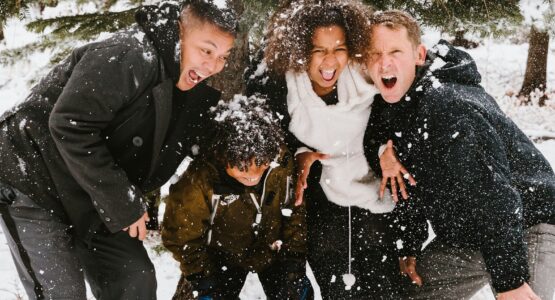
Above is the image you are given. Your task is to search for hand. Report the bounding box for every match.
[294,151,329,206]
[399,256,423,287]
[380,140,416,202]
[496,283,540,300]
[123,212,149,240]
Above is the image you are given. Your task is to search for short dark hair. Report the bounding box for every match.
[208,94,284,171]
[180,0,239,36]
[265,0,373,75]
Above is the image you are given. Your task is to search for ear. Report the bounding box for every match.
[415,44,426,65]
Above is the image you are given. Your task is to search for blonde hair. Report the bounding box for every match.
[371,10,421,47]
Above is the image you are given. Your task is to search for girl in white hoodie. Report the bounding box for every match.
[246,1,408,298]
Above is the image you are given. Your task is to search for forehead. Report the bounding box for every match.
[312,25,346,44]
[370,25,411,48]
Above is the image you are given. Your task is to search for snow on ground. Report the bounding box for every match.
[1,4,555,300]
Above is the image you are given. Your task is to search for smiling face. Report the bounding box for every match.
[226,159,270,187]
[308,25,349,97]
[367,25,426,103]
[176,19,235,91]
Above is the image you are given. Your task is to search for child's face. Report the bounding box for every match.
[366,25,426,103]
[308,25,349,97]
[226,159,270,186]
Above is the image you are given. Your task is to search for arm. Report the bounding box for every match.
[432,113,529,293]
[48,42,158,232]
[161,172,215,277]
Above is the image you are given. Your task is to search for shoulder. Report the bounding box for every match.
[74,26,160,73]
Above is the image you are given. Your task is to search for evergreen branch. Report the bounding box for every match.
[25,7,138,41]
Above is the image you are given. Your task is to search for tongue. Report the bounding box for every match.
[322,71,335,81]
[382,77,397,88]
[189,70,200,81]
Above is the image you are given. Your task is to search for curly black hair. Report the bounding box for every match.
[264,0,373,75]
[208,94,284,171]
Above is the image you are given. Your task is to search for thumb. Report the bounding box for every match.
[386,139,394,149]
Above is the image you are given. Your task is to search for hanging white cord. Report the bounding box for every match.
[348,205,352,274]
[343,147,356,289]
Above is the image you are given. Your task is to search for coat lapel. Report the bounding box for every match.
[149,79,173,177]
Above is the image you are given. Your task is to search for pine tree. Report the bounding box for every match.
[1,0,143,65]
[0,0,59,41]
[364,0,523,44]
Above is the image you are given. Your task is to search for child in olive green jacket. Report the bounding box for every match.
[162,95,311,300]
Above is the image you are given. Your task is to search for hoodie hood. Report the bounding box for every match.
[135,3,181,83]
[420,39,482,87]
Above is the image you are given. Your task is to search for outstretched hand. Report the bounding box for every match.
[123,212,150,241]
[496,283,540,300]
[379,140,416,202]
[294,151,330,206]
[399,256,423,287]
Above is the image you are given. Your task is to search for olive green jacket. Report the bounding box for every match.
[162,150,306,277]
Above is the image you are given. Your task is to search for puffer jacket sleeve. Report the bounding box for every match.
[48,38,159,232]
[162,166,215,277]
[280,152,307,256]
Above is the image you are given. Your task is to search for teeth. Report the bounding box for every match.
[382,75,395,80]
[195,70,208,78]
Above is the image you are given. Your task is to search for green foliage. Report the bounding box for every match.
[25,8,138,40]
[364,0,524,37]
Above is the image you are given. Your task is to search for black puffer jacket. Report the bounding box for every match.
[364,40,555,293]
[0,3,220,239]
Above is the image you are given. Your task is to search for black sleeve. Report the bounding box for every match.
[430,110,529,293]
[364,99,390,176]
[49,43,158,232]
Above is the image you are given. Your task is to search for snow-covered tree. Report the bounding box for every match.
[365,0,523,48]
[518,0,554,105]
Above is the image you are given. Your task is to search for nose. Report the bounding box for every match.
[203,58,219,75]
[322,53,339,67]
[379,55,392,71]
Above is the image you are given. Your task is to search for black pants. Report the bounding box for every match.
[305,162,407,299]
[0,184,156,300]
[172,261,314,300]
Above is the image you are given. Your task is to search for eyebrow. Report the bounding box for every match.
[312,41,347,48]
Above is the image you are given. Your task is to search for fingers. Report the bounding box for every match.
[379,177,387,199]
[386,139,394,149]
[295,184,305,206]
[406,266,423,287]
[128,224,138,238]
[138,222,147,241]
[397,173,408,200]
[401,167,417,186]
[390,176,398,202]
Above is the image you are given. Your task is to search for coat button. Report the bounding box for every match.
[132,136,143,147]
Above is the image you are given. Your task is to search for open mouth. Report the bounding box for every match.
[244,177,259,183]
[382,76,397,88]
[321,69,336,81]
[189,69,208,84]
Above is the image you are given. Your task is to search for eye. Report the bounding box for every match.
[201,48,212,55]
[312,49,324,54]
[218,55,228,62]
[335,47,347,52]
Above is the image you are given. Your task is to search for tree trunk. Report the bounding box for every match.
[519,25,549,106]
[207,0,249,100]
[0,25,4,41]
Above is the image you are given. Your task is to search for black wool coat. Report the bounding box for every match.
[0,4,220,239]
[364,40,555,293]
